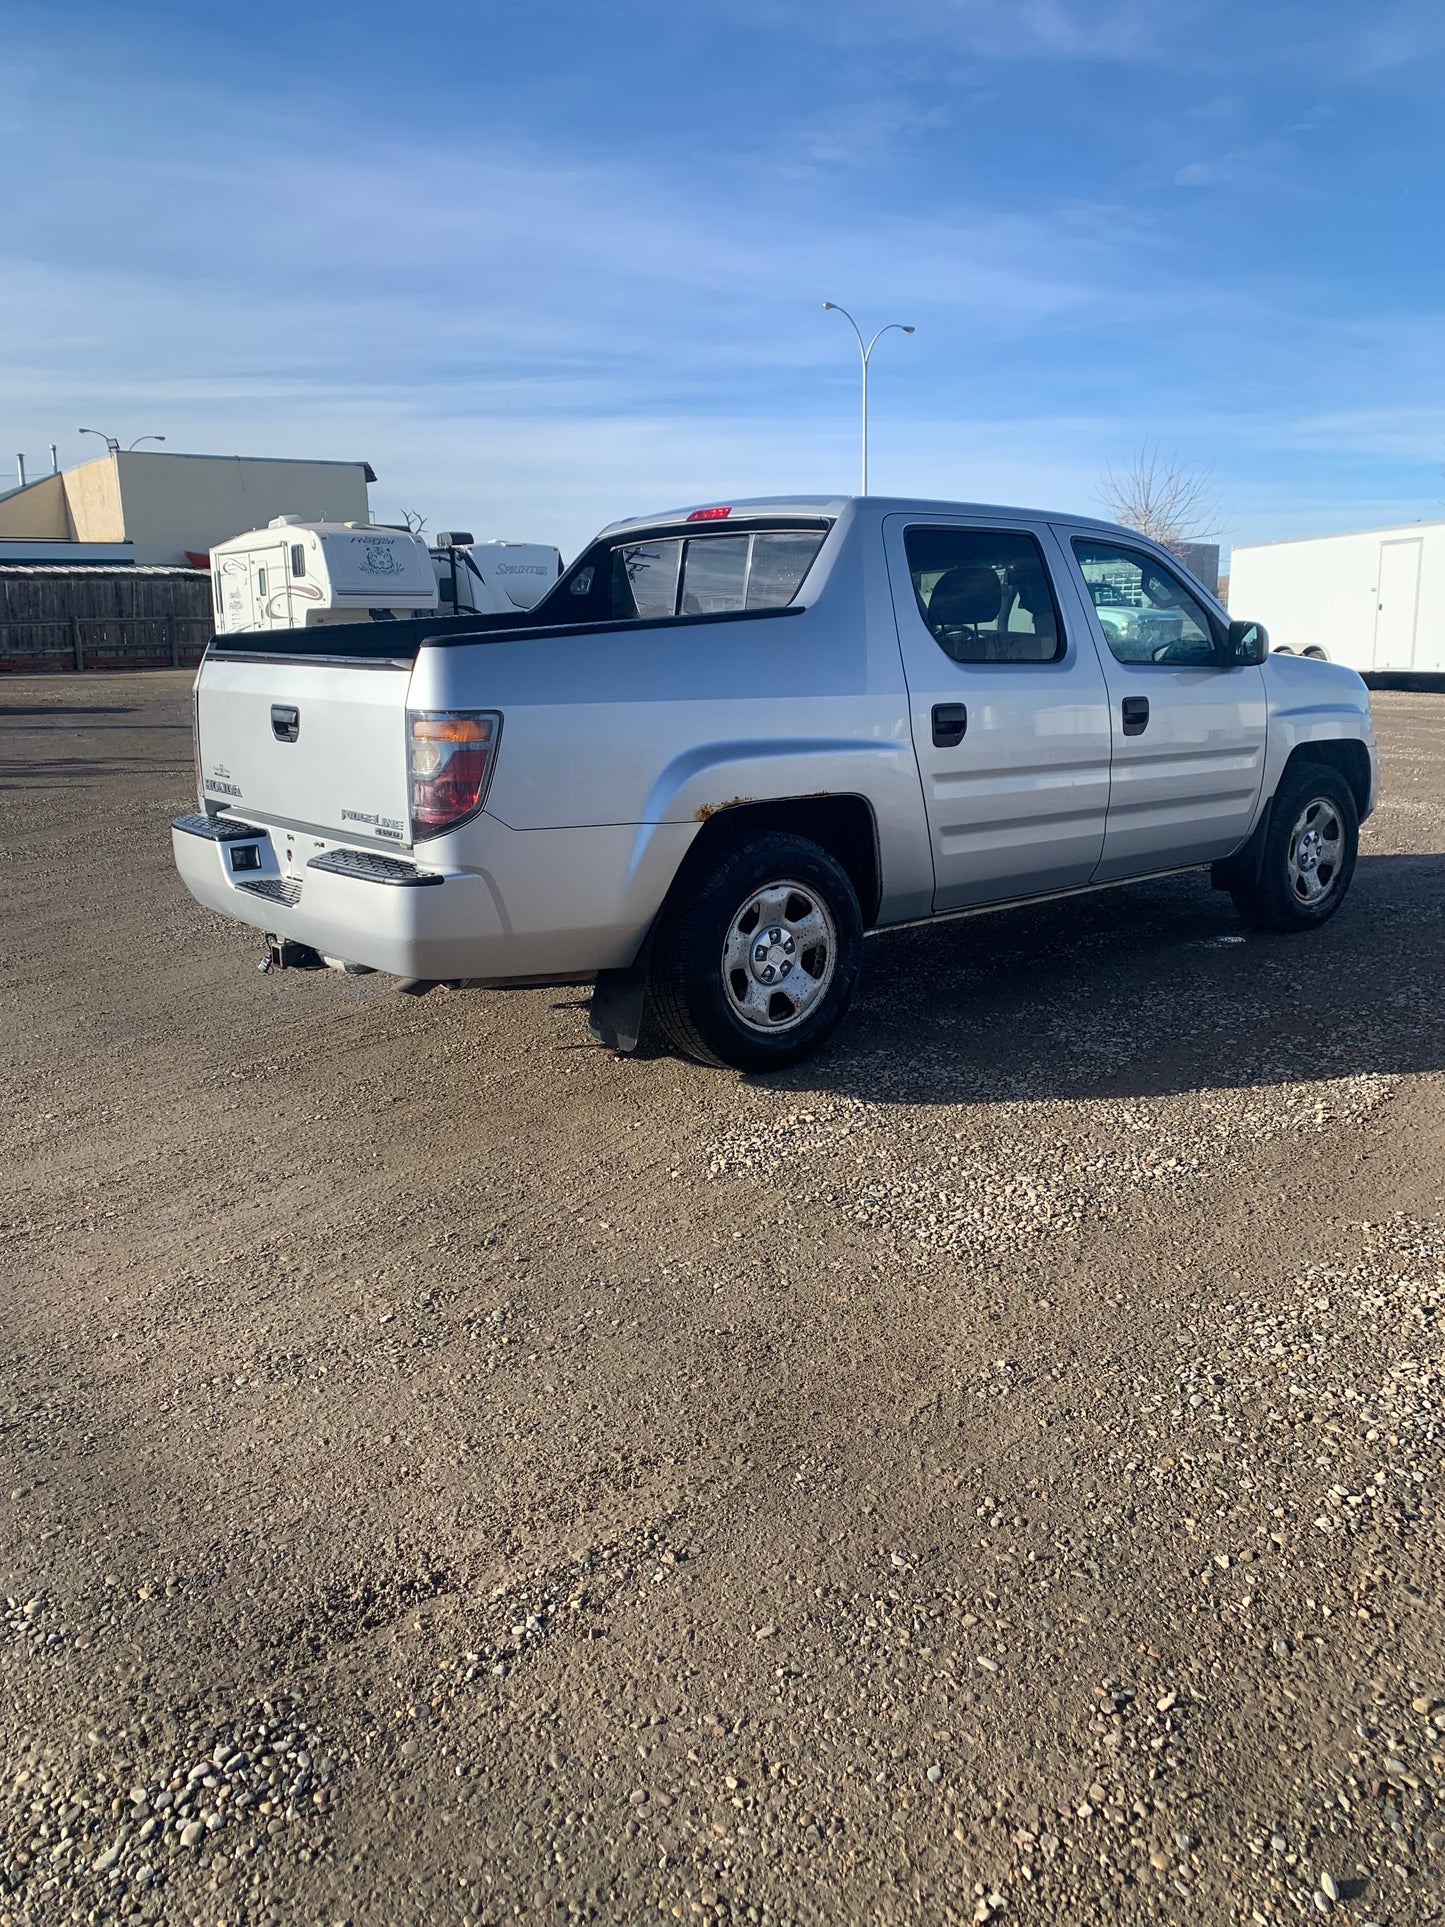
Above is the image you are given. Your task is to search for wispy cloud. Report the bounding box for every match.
[2,4,1442,554]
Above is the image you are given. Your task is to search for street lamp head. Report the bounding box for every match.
[902,326,916,334]
[823,301,837,310]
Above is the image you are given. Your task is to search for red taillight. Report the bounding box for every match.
[686,505,732,522]
[408,711,501,836]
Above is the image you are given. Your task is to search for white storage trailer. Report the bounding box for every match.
[1229,519,1445,674]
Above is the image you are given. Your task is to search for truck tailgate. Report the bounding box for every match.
[196,654,413,848]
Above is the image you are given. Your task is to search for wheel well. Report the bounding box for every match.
[1284,739,1371,819]
[674,795,882,925]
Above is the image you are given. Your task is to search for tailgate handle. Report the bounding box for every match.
[1121,696,1150,737]
[270,704,300,743]
[932,702,968,747]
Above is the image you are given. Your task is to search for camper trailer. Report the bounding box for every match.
[211,519,438,632]
[210,520,564,632]
[1229,519,1445,674]
[431,534,562,615]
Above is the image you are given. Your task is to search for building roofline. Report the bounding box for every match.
[0,476,60,506]
[110,450,375,472]
[1,452,377,507]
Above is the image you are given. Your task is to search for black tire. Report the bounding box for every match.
[1230,761,1358,932]
[651,833,864,1071]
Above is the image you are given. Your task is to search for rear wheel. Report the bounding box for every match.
[1229,762,1358,932]
[651,833,863,1070]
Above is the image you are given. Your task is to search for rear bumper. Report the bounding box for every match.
[171,811,693,983]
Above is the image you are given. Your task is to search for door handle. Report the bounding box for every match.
[270,704,300,743]
[1121,696,1149,737]
[932,702,968,747]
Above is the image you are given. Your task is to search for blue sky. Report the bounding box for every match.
[3,0,1444,558]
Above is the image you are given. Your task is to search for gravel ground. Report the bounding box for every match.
[2,673,1443,1927]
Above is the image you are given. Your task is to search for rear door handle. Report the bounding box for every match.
[1121,696,1150,737]
[932,702,968,747]
[270,704,300,743]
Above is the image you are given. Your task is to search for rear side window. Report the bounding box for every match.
[747,532,827,609]
[290,543,306,578]
[562,528,826,623]
[903,527,1064,664]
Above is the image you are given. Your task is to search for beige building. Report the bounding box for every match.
[0,450,375,566]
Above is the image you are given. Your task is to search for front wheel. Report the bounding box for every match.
[1230,762,1359,932]
[651,833,864,1070]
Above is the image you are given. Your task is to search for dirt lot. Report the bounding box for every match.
[2,673,1443,1927]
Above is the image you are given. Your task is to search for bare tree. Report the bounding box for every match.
[399,508,428,536]
[1099,442,1221,556]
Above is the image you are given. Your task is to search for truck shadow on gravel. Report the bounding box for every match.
[0,742,193,787]
[755,851,1445,1106]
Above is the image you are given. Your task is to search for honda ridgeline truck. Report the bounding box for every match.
[173,496,1380,1071]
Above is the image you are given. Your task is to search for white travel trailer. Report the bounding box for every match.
[211,519,439,631]
[1229,519,1445,674]
[431,534,562,616]
[210,519,563,631]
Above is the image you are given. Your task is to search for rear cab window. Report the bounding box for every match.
[557,525,828,625]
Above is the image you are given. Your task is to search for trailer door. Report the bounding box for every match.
[1373,538,1422,670]
[248,545,290,630]
[215,553,253,632]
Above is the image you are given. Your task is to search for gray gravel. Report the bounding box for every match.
[1,674,1443,1925]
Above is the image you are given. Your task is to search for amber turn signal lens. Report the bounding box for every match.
[407,711,501,836]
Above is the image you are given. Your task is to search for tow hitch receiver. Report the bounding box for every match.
[258,937,325,973]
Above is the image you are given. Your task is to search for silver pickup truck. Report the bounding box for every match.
[173,495,1379,1070]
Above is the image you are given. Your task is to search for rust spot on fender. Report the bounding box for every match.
[694,795,754,822]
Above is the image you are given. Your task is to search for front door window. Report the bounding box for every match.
[1072,540,1217,666]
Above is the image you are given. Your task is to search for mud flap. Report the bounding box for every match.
[1211,792,1273,893]
[587,966,649,1054]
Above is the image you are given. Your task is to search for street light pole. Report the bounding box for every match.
[823,303,915,494]
[77,430,165,454]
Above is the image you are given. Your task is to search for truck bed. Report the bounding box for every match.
[204,608,542,664]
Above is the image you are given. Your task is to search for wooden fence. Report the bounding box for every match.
[0,568,216,673]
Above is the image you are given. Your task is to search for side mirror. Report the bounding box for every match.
[1227,618,1269,665]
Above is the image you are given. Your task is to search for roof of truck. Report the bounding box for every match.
[599,495,1131,537]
